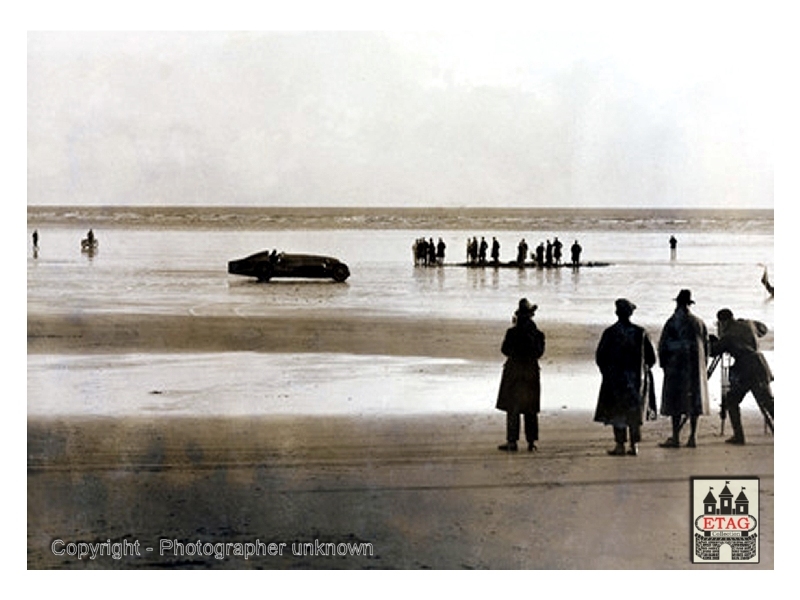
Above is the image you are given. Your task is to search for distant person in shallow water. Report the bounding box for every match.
[496,298,545,452]
[553,237,563,266]
[545,240,553,267]
[658,289,710,448]
[491,237,500,264]
[436,238,446,265]
[594,298,656,456]
[516,239,528,264]
[32,229,39,249]
[535,242,545,267]
[479,237,488,264]
[669,235,677,260]
[570,239,582,267]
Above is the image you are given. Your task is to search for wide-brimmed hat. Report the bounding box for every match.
[615,298,636,314]
[675,289,694,306]
[515,298,537,316]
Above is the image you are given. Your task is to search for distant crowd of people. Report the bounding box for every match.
[495,289,774,455]
[413,235,584,267]
[412,237,447,266]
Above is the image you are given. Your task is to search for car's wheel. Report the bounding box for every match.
[257,264,273,282]
[332,264,349,282]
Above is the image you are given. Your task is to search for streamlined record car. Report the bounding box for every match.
[228,250,350,282]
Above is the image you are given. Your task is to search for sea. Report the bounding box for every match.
[27,206,774,417]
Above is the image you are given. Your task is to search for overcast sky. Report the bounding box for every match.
[27,27,775,209]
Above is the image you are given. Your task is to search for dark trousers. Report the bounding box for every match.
[507,409,538,443]
[613,424,641,445]
[725,379,774,439]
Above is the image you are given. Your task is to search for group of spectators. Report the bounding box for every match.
[494,289,774,455]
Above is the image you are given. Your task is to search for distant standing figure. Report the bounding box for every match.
[87,229,95,244]
[594,299,656,456]
[428,237,436,266]
[496,298,545,452]
[516,239,528,265]
[658,289,710,448]
[552,237,563,266]
[32,229,39,249]
[669,235,677,260]
[709,309,774,445]
[535,243,545,267]
[545,240,553,267]
[479,237,488,263]
[491,237,500,264]
[570,240,582,267]
[436,238,446,265]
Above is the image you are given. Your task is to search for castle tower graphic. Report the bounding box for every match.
[693,479,758,562]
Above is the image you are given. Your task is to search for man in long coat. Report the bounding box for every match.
[710,308,774,444]
[594,299,656,456]
[658,289,710,448]
[496,298,545,452]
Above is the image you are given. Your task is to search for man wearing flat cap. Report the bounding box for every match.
[495,298,545,452]
[594,298,656,456]
[657,289,710,448]
[710,308,774,444]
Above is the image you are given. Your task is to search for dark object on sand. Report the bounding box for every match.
[228,250,350,282]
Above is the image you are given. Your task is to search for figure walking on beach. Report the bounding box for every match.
[709,308,774,445]
[496,298,545,452]
[32,229,39,250]
[657,289,710,448]
[669,235,677,260]
[593,299,656,456]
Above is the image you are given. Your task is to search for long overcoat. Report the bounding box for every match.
[593,320,656,427]
[658,307,710,416]
[496,318,545,414]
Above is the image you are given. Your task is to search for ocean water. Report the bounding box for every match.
[27,207,774,416]
[27,207,774,331]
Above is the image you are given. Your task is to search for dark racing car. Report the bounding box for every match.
[228,250,350,282]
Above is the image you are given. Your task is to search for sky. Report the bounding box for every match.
[26,13,777,209]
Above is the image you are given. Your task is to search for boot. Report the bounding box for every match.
[607,443,626,456]
[498,442,518,452]
[627,443,639,456]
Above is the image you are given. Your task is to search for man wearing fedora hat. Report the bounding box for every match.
[594,298,657,456]
[495,298,546,452]
[657,289,710,448]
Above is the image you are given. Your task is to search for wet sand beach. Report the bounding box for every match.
[27,311,774,569]
[28,411,773,569]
